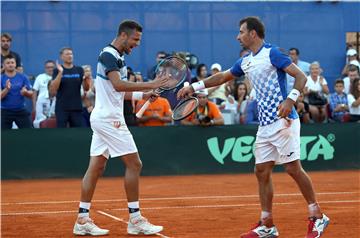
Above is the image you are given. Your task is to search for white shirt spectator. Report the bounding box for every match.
[287,60,310,92]
[305,75,327,92]
[348,94,360,115]
[343,77,351,94]
[33,73,52,100]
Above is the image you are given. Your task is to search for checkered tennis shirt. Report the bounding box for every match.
[230,43,298,126]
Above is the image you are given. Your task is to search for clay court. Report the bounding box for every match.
[1,170,359,238]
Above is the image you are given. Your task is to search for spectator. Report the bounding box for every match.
[190,63,208,84]
[147,51,167,81]
[342,49,360,76]
[348,78,360,122]
[1,54,33,129]
[208,63,227,105]
[123,70,137,126]
[181,89,224,126]
[233,82,249,124]
[1,33,22,73]
[343,64,360,94]
[81,65,95,127]
[329,79,349,122]
[32,60,56,128]
[49,47,91,128]
[135,97,172,126]
[287,47,310,92]
[304,61,329,123]
[294,93,311,124]
[244,99,259,125]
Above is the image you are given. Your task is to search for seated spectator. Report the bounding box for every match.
[81,65,95,127]
[190,63,208,84]
[181,89,224,126]
[329,79,349,122]
[32,60,56,128]
[123,69,138,126]
[1,54,33,129]
[294,93,310,124]
[208,63,227,105]
[342,49,360,76]
[343,64,360,94]
[147,51,167,81]
[348,78,360,122]
[304,61,329,123]
[135,96,172,126]
[244,99,259,125]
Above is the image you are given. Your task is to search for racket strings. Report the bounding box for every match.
[172,98,199,121]
[157,57,187,90]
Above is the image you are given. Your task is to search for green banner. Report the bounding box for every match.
[2,123,359,179]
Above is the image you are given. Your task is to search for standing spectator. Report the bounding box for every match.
[181,89,224,126]
[304,61,329,123]
[49,47,91,128]
[32,60,56,128]
[1,33,22,73]
[147,51,167,81]
[1,54,33,129]
[208,63,227,105]
[287,47,310,92]
[135,97,172,126]
[329,79,349,122]
[81,65,95,127]
[190,63,208,84]
[348,78,360,122]
[343,64,360,94]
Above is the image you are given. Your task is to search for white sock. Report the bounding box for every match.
[78,201,91,218]
[261,211,271,220]
[308,203,320,217]
[128,201,141,219]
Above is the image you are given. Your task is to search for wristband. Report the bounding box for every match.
[287,88,300,102]
[191,81,205,92]
[132,92,143,101]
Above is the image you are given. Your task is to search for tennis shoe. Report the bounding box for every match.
[73,217,109,236]
[241,221,279,238]
[127,215,163,235]
[305,214,330,238]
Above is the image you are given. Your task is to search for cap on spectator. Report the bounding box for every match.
[195,88,208,96]
[210,63,222,71]
[347,49,357,57]
[349,60,360,68]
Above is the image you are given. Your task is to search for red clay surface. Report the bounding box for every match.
[1,170,359,238]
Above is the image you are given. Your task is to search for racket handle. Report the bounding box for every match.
[136,100,151,118]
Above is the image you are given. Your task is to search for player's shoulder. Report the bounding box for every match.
[267,43,288,55]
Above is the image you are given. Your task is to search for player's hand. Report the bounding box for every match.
[5,79,11,89]
[177,86,195,99]
[143,91,159,102]
[277,98,294,119]
[20,86,27,96]
[151,73,168,89]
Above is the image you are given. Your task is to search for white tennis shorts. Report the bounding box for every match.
[254,118,300,165]
[90,120,138,159]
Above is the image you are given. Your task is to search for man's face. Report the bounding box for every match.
[348,70,359,81]
[156,53,166,63]
[197,94,208,107]
[45,62,55,76]
[334,83,344,94]
[61,49,73,64]
[289,50,298,63]
[200,66,208,78]
[1,36,11,51]
[3,58,16,72]
[237,23,252,49]
[122,30,142,55]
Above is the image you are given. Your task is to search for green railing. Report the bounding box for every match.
[2,123,359,179]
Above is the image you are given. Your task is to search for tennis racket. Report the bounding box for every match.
[172,96,199,121]
[136,56,188,118]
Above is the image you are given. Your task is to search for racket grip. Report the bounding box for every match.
[136,100,151,118]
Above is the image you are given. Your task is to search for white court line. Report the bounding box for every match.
[97,210,171,238]
[2,199,359,216]
[2,191,358,206]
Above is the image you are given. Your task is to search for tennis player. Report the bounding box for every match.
[73,20,166,236]
[178,16,329,238]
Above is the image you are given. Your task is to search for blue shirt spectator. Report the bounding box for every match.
[329,79,349,122]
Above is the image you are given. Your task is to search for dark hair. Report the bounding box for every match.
[45,60,55,65]
[239,16,265,39]
[3,54,16,62]
[118,20,142,36]
[289,47,300,55]
[59,47,72,55]
[335,79,344,86]
[1,32,12,41]
[234,82,248,101]
[196,63,207,77]
[350,78,360,99]
[348,64,360,73]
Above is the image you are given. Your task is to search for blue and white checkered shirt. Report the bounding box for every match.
[230,43,298,126]
[329,92,348,119]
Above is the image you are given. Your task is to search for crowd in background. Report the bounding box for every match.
[1,32,360,129]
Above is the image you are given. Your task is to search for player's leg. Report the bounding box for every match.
[120,152,163,235]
